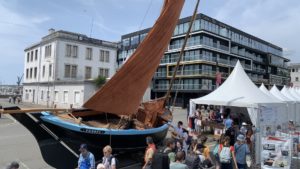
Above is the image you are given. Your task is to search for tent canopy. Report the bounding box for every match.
[259,84,281,101]
[281,85,299,101]
[270,85,292,102]
[191,61,282,108]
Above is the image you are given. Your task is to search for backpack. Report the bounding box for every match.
[212,144,220,158]
[219,146,232,163]
[151,150,170,169]
[185,153,199,169]
[108,155,119,169]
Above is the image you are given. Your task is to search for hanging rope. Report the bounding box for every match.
[139,0,153,31]
[105,112,112,146]
[165,0,201,111]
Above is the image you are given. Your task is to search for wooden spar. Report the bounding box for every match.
[0,108,70,114]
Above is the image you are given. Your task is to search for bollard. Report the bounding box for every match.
[0,105,2,118]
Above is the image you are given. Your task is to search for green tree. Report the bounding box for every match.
[94,76,106,88]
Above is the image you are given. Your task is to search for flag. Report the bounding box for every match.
[216,72,222,87]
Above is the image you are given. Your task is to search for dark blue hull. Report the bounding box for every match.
[4,106,169,169]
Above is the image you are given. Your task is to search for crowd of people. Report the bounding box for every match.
[153,106,255,169]
[77,144,117,169]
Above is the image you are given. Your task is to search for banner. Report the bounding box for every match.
[261,136,291,169]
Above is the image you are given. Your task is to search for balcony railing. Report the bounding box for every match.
[167,69,229,78]
[253,68,266,73]
[153,84,216,91]
[160,54,217,64]
[168,69,216,77]
[169,40,229,52]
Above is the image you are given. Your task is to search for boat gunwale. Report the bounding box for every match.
[40,111,170,135]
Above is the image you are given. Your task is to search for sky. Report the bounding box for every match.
[0,0,299,84]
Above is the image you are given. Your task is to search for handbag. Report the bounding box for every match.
[246,154,252,167]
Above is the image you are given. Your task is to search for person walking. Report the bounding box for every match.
[101,145,116,169]
[213,134,225,169]
[170,151,189,169]
[78,144,95,169]
[164,138,176,163]
[218,136,238,169]
[234,135,250,169]
[143,136,156,169]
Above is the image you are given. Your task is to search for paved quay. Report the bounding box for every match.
[0,99,189,169]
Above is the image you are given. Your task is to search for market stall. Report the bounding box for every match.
[190,61,287,164]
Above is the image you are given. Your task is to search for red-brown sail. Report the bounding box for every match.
[83,0,185,116]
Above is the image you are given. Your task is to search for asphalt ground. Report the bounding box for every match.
[0,99,190,169]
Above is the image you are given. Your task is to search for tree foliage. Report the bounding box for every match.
[94,76,106,88]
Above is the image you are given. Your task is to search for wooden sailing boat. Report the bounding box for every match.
[1,1,186,167]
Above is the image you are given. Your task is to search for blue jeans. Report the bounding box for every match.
[237,163,246,169]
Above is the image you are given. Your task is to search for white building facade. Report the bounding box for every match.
[289,63,300,87]
[23,29,117,108]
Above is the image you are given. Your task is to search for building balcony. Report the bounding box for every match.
[168,69,215,77]
[253,68,266,73]
[160,54,217,64]
[167,69,229,78]
[168,40,229,52]
[153,83,216,91]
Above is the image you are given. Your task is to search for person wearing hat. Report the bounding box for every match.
[78,144,95,169]
[234,134,250,169]
[239,122,248,136]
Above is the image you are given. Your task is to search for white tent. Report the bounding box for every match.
[281,85,299,101]
[259,84,289,124]
[190,61,286,163]
[190,61,284,125]
[281,86,300,123]
[289,88,300,100]
[269,85,296,123]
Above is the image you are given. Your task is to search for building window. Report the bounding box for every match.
[66,44,71,57]
[30,68,33,79]
[72,46,78,57]
[34,67,37,79]
[65,44,78,58]
[85,66,92,79]
[296,77,299,82]
[35,50,38,60]
[27,53,30,62]
[26,69,29,79]
[131,35,139,45]
[30,51,34,61]
[64,64,77,78]
[99,68,109,78]
[42,65,45,77]
[54,91,59,102]
[45,45,52,58]
[41,90,44,100]
[105,51,110,62]
[122,38,130,47]
[63,91,68,103]
[100,50,105,62]
[49,64,52,77]
[74,91,80,104]
[86,48,93,60]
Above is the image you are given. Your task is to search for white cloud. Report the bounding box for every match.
[213,0,300,62]
[0,2,51,84]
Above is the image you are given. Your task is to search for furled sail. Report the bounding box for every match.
[83,0,185,116]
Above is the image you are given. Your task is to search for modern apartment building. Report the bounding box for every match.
[118,13,290,107]
[23,29,117,108]
[289,63,300,87]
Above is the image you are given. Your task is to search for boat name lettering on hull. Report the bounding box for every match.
[80,128,105,134]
